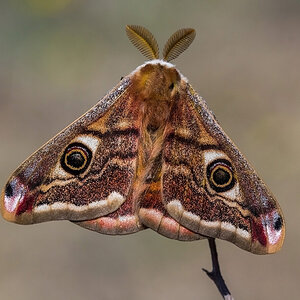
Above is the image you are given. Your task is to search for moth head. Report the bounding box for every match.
[133,62,181,102]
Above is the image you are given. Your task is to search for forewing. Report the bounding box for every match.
[1,78,141,225]
[162,84,285,254]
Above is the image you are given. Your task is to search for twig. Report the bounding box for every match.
[202,238,234,300]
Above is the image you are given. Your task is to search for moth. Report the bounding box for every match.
[1,25,285,255]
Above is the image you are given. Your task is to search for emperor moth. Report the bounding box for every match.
[1,25,285,257]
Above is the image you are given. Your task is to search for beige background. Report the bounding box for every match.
[0,1,299,299]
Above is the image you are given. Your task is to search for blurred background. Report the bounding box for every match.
[0,1,299,299]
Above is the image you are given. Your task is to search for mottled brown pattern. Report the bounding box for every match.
[168,94,219,146]
[88,91,141,134]
[187,86,280,218]
[162,94,220,189]
[161,83,284,253]
[87,131,139,176]
[35,96,141,210]
[1,79,141,223]
[37,161,135,207]
[163,169,249,231]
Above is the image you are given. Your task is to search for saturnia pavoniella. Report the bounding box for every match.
[1,25,285,297]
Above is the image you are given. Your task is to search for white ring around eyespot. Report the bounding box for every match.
[52,135,100,178]
[74,135,100,153]
[203,150,240,200]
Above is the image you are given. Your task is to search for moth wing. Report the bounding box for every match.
[139,180,203,241]
[162,84,285,254]
[1,77,141,225]
[76,180,145,235]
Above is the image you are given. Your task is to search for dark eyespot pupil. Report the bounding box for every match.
[169,83,174,90]
[274,216,282,231]
[5,183,13,197]
[67,152,85,168]
[213,168,231,185]
[206,159,236,192]
[61,142,92,175]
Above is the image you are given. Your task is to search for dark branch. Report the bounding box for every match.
[202,238,234,300]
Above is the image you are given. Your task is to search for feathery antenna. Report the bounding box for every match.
[126,25,159,60]
[163,28,196,62]
[126,25,196,62]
